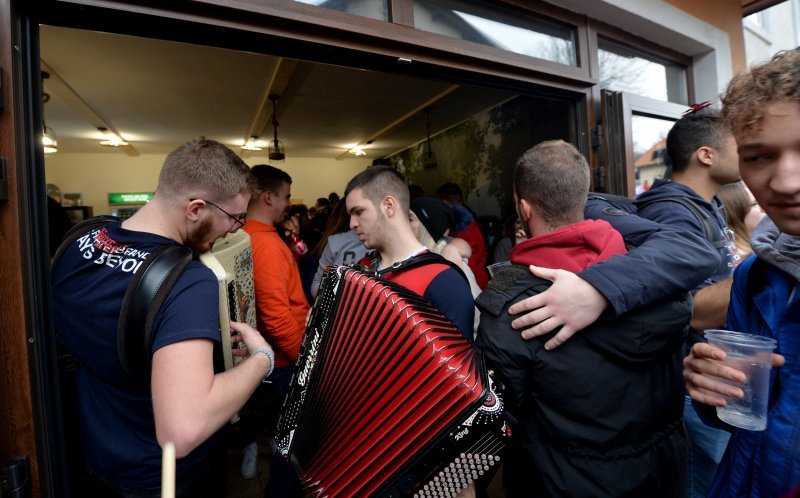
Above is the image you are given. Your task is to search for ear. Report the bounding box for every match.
[382,195,397,218]
[186,199,204,222]
[262,190,274,207]
[696,146,715,167]
[518,197,533,224]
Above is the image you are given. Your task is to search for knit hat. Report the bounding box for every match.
[410,197,454,242]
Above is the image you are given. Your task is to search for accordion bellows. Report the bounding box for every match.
[276,266,508,497]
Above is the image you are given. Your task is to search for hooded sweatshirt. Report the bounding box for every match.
[508,218,627,271]
[476,217,690,497]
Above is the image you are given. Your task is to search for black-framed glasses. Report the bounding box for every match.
[192,198,247,232]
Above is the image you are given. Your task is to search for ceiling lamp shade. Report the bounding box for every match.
[41,71,57,154]
[241,136,263,151]
[268,95,285,163]
[42,125,58,154]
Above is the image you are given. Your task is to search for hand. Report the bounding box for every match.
[683,343,785,407]
[229,321,271,358]
[508,265,608,350]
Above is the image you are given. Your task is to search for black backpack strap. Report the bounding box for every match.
[636,196,726,248]
[377,251,469,284]
[117,244,194,384]
[51,216,118,271]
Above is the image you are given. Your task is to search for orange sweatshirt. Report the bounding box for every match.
[243,220,309,368]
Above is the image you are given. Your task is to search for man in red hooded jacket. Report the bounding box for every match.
[476,140,692,497]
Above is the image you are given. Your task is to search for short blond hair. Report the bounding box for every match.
[157,137,253,202]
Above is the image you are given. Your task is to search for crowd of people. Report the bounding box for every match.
[49,47,800,497]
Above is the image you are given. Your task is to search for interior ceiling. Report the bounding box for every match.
[39,25,517,160]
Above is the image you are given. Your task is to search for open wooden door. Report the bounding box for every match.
[600,90,686,197]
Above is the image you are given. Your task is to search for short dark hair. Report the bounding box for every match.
[436,182,463,205]
[666,108,729,174]
[345,165,409,212]
[251,164,292,197]
[158,137,253,202]
[514,140,588,229]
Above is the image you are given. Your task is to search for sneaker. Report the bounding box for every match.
[241,441,258,479]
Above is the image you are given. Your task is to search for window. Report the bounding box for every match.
[599,39,687,105]
[414,0,577,66]
[632,114,674,193]
[290,0,388,21]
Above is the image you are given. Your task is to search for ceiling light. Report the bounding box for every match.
[42,126,58,154]
[349,146,367,156]
[98,127,129,147]
[241,136,263,151]
[268,95,286,163]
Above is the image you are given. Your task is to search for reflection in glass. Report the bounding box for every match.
[599,40,687,104]
[291,0,388,21]
[632,114,674,195]
[414,0,576,66]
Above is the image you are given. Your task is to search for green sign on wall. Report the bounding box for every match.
[108,192,153,205]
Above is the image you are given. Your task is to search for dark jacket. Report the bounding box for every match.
[579,197,719,316]
[476,220,691,497]
[635,179,736,287]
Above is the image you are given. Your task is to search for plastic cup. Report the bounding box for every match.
[705,329,777,431]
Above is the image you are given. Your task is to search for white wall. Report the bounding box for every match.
[743,1,800,66]
[45,153,370,215]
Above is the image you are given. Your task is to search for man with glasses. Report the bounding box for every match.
[191,198,248,233]
[52,138,275,496]
[242,165,308,496]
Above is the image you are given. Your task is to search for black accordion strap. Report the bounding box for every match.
[117,244,194,385]
[376,251,468,284]
[51,216,118,271]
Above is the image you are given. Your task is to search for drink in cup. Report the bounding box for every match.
[705,329,777,431]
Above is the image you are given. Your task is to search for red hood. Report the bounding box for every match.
[509,219,626,272]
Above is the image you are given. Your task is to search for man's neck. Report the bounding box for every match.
[247,210,277,227]
[378,232,426,268]
[671,172,719,202]
[121,199,184,243]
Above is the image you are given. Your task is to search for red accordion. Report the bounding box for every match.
[276,266,509,497]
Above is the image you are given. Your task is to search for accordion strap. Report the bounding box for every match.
[117,244,193,385]
[377,251,468,284]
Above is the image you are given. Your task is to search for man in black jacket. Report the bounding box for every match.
[476,140,691,497]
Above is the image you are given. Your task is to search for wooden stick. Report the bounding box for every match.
[161,441,176,498]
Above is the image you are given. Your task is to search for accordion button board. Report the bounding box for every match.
[276,266,510,497]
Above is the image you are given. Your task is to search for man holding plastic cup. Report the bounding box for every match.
[683,47,800,497]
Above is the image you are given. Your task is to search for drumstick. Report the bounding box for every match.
[162,441,176,498]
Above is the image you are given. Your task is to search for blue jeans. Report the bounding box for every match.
[684,396,730,498]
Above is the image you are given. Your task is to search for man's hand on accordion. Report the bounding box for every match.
[230,321,275,380]
[230,321,271,357]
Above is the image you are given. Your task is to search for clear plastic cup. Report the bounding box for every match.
[705,329,777,431]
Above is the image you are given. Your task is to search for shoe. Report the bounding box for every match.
[241,441,258,479]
